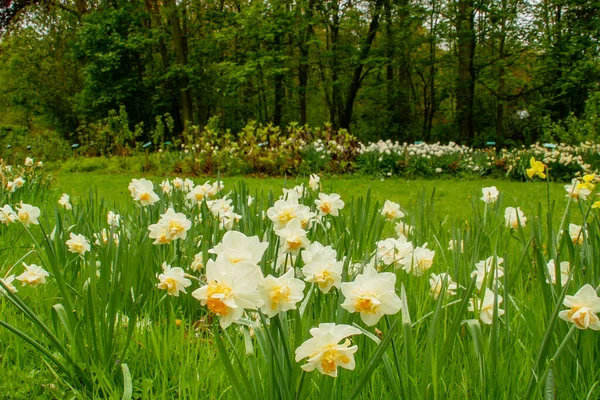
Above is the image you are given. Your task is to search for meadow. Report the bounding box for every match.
[1,161,600,399]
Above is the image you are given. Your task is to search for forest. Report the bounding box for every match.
[0,0,598,146]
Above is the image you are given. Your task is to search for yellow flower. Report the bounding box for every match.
[559,284,600,330]
[526,157,546,179]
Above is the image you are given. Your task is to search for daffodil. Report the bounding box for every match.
[148,207,191,245]
[526,157,546,179]
[403,245,435,276]
[340,265,402,326]
[567,223,584,245]
[559,284,600,330]
[128,178,159,206]
[471,256,504,290]
[0,205,17,225]
[190,253,204,272]
[315,193,345,217]
[481,186,499,204]
[192,256,264,328]
[58,193,72,210]
[66,232,91,255]
[309,174,321,191]
[564,178,591,202]
[0,275,17,294]
[294,323,361,377]
[276,218,310,255]
[156,262,191,297]
[429,273,458,299]
[381,200,405,221]
[16,263,49,287]
[17,203,40,227]
[107,211,121,228]
[301,241,343,293]
[259,268,305,318]
[208,230,269,265]
[468,288,505,325]
[546,260,570,287]
[375,236,413,269]
[504,207,526,228]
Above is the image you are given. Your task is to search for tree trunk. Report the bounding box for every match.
[455,0,476,143]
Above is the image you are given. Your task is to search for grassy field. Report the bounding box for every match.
[2,169,598,399]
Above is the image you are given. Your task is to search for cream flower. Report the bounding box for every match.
[276,218,310,255]
[471,256,504,290]
[186,182,212,205]
[129,178,159,206]
[190,253,204,272]
[17,203,41,227]
[381,200,405,221]
[294,323,361,377]
[12,176,25,190]
[160,179,172,194]
[209,230,269,265]
[504,207,526,228]
[301,242,343,294]
[66,232,91,255]
[0,205,17,225]
[315,193,345,217]
[558,284,600,330]
[16,263,50,287]
[447,240,464,252]
[340,265,402,326]
[192,256,264,328]
[481,186,499,204]
[172,177,184,190]
[24,157,33,167]
[0,275,17,294]
[468,288,505,325]
[259,268,305,318]
[375,236,413,269]
[148,208,192,245]
[156,262,191,297]
[107,211,121,228]
[267,198,315,230]
[567,224,584,245]
[394,222,413,236]
[94,228,120,246]
[58,193,72,210]
[309,174,321,191]
[564,178,591,202]
[546,260,570,287]
[429,273,458,299]
[404,245,435,276]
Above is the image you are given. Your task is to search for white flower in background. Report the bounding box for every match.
[0,275,17,294]
[394,222,413,237]
[148,207,191,245]
[447,239,464,252]
[172,177,184,190]
[58,193,72,210]
[160,179,172,194]
[0,205,17,225]
[301,241,343,293]
[192,256,264,329]
[284,184,306,200]
[156,262,191,297]
[12,176,25,191]
[481,186,499,204]
[404,245,435,276]
[295,323,361,377]
[381,200,405,221]
[504,207,527,228]
[546,260,570,287]
[375,236,414,269]
[247,196,254,206]
[24,157,34,166]
[218,210,242,230]
[471,256,504,290]
[16,263,49,287]
[276,218,310,255]
[340,265,402,326]
[429,273,458,299]
[564,178,591,202]
[315,193,345,217]
[309,174,321,191]
[559,284,600,330]
[259,268,306,318]
[183,178,195,192]
[66,232,91,255]
[17,203,40,227]
[209,230,269,265]
[267,198,314,230]
[567,224,584,245]
[129,178,159,206]
[190,253,204,272]
[208,180,224,197]
[186,182,212,205]
[469,288,505,325]
[94,228,119,246]
[208,198,233,217]
[107,211,121,228]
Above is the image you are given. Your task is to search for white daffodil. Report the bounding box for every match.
[559,284,600,330]
[471,256,504,290]
[267,198,314,230]
[66,232,91,255]
[192,256,264,328]
[172,177,184,190]
[564,178,591,202]
[546,260,570,287]
[107,211,121,228]
[481,186,499,204]
[468,288,505,325]
[186,182,212,205]
[301,241,343,294]
[375,236,414,269]
[259,268,305,318]
[309,174,321,191]
[394,222,413,237]
[381,200,405,221]
[17,203,40,227]
[190,253,204,272]
[295,323,361,377]
[404,245,435,276]
[504,207,526,229]
[276,218,310,255]
[567,223,584,245]
[24,157,34,166]
[16,263,49,287]
[58,193,72,210]
[156,262,191,297]
[0,275,17,294]
[429,273,458,299]
[315,193,345,217]
[129,178,159,206]
[94,228,119,246]
[209,230,268,265]
[148,207,191,245]
[340,265,402,326]
[0,205,17,225]
[160,179,172,194]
